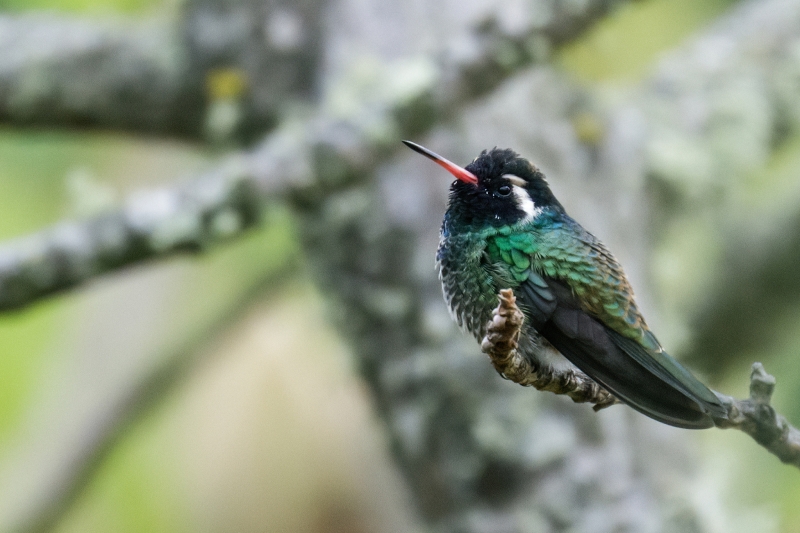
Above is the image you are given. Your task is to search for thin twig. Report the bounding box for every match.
[714,364,800,468]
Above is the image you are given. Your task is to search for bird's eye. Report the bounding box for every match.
[496,185,512,197]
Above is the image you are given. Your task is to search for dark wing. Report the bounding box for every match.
[517,272,726,429]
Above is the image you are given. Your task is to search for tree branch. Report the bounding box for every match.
[483,289,800,469]
[0,0,629,139]
[0,3,326,141]
[714,364,800,468]
[0,14,203,137]
[0,160,264,310]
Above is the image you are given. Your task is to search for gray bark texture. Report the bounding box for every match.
[0,15,203,136]
[1,0,799,532]
[0,0,324,141]
[0,163,262,310]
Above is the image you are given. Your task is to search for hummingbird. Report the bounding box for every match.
[403,140,727,429]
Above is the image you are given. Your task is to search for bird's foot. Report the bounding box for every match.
[482,288,619,410]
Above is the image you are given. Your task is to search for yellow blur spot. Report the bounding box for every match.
[558,0,736,82]
[206,69,248,100]
[572,112,604,146]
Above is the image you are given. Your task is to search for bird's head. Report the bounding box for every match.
[403,141,563,229]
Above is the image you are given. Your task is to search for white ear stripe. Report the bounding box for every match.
[503,174,541,221]
[512,185,537,219]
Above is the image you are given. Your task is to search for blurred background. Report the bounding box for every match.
[0,0,799,532]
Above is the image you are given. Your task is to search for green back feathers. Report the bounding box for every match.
[486,219,726,425]
[487,220,655,349]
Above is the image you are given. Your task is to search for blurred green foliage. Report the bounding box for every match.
[0,131,82,449]
[57,408,191,533]
[0,302,62,449]
[0,0,164,13]
[558,0,738,82]
[0,133,67,238]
